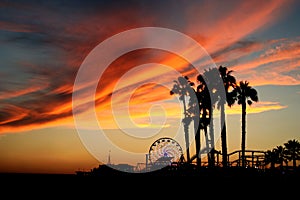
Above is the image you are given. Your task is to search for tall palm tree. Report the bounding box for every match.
[184,77,201,166]
[198,68,220,167]
[284,139,300,169]
[218,66,237,167]
[235,80,258,168]
[170,76,195,163]
[195,73,211,166]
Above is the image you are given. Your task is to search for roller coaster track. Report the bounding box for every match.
[189,149,266,168]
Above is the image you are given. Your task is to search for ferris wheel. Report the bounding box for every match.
[148,137,184,166]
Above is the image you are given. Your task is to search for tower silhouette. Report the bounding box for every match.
[107,150,111,165]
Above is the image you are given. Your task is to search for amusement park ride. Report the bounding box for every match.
[146,137,185,171]
[81,135,266,175]
[142,137,265,172]
[98,137,186,173]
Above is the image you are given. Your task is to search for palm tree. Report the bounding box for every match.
[195,73,211,166]
[284,139,300,169]
[235,80,258,168]
[264,146,288,170]
[264,149,278,170]
[198,68,220,167]
[274,145,287,170]
[218,66,237,167]
[170,76,195,163]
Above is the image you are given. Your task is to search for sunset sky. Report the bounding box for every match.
[0,0,300,174]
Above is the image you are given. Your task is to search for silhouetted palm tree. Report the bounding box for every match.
[274,145,287,170]
[195,73,211,166]
[197,68,220,167]
[265,145,288,170]
[184,78,201,166]
[264,149,278,169]
[170,76,195,163]
[218,66,237,167]
[235,80,258,167]
[284,139,300,169]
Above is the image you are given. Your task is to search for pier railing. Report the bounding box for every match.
[227,150,266,169]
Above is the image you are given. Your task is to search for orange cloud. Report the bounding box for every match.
[232,40,300,72]
[0,85,47,100]
[230,38,300,86]
[0,115,75,135]
[0,104,30,125]
[226,101,287,115]
[185,0,290,54]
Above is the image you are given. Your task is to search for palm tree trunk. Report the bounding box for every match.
[209,109,215,167]
[271,162,275,169]
[241,101,246,168]
[204,126,210,165]
[292,151,296,169]
[220,103,228,167]
[194,116,201,166]
[182,96,190,163]
[184,124,190,163]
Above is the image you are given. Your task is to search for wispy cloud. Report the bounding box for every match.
[228,37,300,86]
[226,101,287,115]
